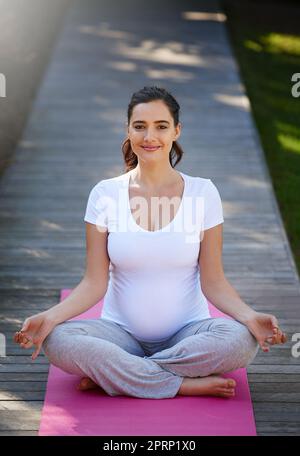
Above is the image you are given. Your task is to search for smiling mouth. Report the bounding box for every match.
[142,146,161,151]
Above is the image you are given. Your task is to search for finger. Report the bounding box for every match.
[260,341,270,352]
[31,344,42,360]
[273,329,285,344]
[15,331,25,342]
[20,339,34,349]
[266,336,277,345]
[20,341,34,349]
[276,330,284,343]
[17,330,28,342]
[266,332,282,345]
[14,331,27,344]
[19,332,31,342]
[13,332,21,343]
[19,334,33,348]
[267,329,288,346]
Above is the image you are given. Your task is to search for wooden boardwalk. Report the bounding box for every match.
[1,0,300,436]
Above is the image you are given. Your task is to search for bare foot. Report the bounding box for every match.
[77,377,102,391]
[178,374,237,398]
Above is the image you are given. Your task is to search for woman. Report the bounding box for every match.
[14,86,287,399]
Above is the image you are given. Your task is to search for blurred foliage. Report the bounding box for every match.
[222,0,300,276]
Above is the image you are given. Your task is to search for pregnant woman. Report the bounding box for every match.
[14,86,287,399]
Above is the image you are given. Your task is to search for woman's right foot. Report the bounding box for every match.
[178,374,236,398]
[77,377,102,391]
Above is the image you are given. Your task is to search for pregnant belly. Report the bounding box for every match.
[121,287,186,340]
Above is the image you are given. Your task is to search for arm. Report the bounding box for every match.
[46,221,110,325]
[46,277,108,325]
[14,221,110,359]
[199,224,288,350]
[199,224,256,324]
[201,275,256,324]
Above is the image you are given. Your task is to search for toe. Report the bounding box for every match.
[224,390,235,396]
[78,377,90,389]
[222,387,234,393]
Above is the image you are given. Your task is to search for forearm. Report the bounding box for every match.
[46,278,108,325]
[201,277,257,324]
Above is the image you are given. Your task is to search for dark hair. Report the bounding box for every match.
[122,86,184,173]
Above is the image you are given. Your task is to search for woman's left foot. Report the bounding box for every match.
[77,377,101,391]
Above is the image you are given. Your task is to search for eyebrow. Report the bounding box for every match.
[132,120,170,125]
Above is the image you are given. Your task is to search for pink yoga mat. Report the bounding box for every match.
[38,289,257,436]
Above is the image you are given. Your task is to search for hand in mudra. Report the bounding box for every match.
[13,312,56,360]
[245,312,288,352]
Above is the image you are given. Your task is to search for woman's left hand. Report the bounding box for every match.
[244,312,288,352]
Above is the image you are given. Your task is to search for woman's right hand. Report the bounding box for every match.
[13,311,57,360]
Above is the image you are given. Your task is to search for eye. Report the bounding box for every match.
[134,125,167,130]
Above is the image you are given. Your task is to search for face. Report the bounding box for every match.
[127,100,181,162]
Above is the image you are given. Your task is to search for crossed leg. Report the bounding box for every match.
[42,317,259,399]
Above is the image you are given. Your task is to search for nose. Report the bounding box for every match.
[144,128,157,141]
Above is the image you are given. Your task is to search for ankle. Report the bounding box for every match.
[178,377,195,395]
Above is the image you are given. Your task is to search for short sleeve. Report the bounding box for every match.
[203,179,224,230]
[84,183,108,230]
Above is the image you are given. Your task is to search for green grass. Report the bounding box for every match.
[222,2,300,277]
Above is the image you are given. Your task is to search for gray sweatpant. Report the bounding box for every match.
[42,316,259,399]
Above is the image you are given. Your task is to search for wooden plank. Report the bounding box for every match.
[0,365,49,373]
[252,402,300,418]
[0,431,38,435]
[248,365,300,374]
[0,391,45,400]
[248,374,300,382]
[251,393,300,402]
[0,411,41,431]
[255,422,300,435]
[0,400,43,411]
[249,383,300,392]
[0,373,48,381]
[0,382,47,391]
[0,356,48,364]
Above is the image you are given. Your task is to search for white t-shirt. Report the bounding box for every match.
[84,170,224,342]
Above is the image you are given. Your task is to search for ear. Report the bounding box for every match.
[174,122,181,140]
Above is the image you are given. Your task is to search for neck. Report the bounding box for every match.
[130,164,180,189]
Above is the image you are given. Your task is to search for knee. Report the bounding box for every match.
[214,318,259,369]
[42,323,67,356]
[228,320,259,368]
